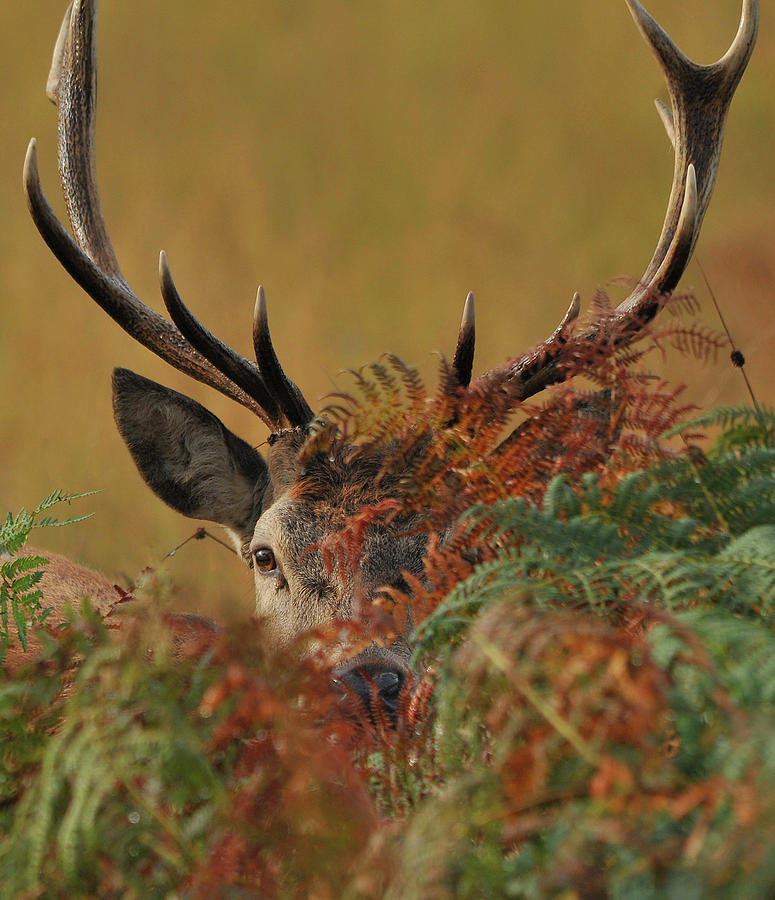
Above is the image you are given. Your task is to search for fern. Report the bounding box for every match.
[4,322,775,897]
[2,610,220,897]
[0,489,94,554]
[0,491,94,662]
[668,404,775,442]
[417,430,775,653]
[400,395,775,897]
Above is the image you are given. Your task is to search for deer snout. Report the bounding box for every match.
[332,658,409,724]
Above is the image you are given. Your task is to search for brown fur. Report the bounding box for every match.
[2,548,120,674]
[2,548,219,675]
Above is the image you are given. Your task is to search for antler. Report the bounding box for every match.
[23,0,311,431]
[470,0,758,402]
[24,0,757,424]
[451,292,476,388]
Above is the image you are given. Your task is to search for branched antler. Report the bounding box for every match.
[24,0,310,430]
[469,0,758,404]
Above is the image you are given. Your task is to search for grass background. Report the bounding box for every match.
[1,0,773,621]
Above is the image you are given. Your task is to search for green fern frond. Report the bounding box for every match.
[668,405,775,446]
[1,492,94,660]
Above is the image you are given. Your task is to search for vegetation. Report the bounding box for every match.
[0,491,93,664]
[2,307,775,898]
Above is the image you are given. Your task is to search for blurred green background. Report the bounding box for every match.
[2,0,772,621]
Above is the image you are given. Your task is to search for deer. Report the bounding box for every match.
[16,0,758,715]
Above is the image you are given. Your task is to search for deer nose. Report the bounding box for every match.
[334,663,407,723]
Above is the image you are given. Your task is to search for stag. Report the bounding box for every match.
[21,0,757,713]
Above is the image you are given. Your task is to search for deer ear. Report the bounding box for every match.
[112,368,269,546]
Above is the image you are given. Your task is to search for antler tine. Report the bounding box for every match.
[47,0,118,278]
[24,0,281,421]
[253,287,314,428]
[451,292,476,388]
[618,0,758,315]
[471,0,758,403]
[24,140,263,414]
[158,253,284,428]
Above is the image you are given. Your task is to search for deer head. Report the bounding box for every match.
[23,0,757,714]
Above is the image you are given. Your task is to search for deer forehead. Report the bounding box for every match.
[250,495,325,562]
[252,491,425,582]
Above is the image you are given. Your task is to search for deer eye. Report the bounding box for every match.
[253,547,277,573]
